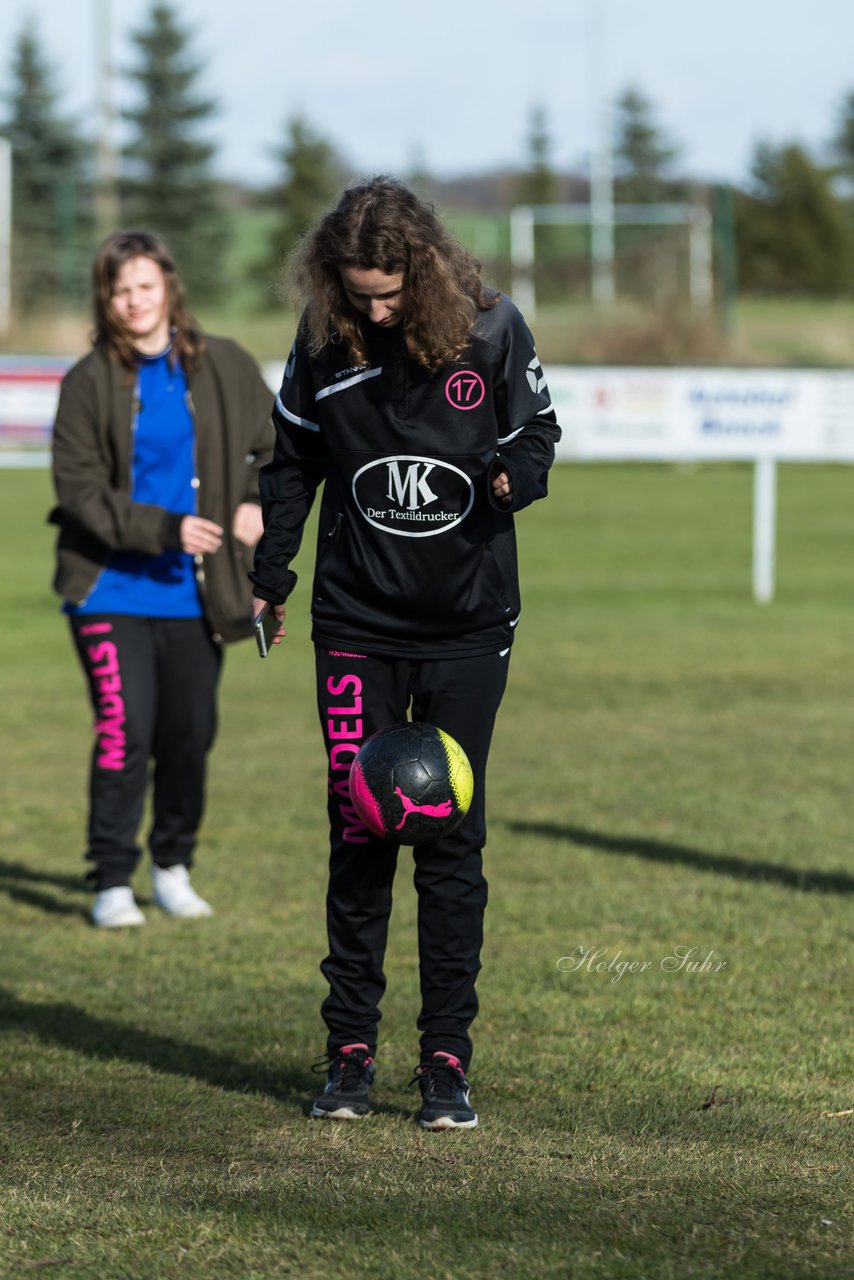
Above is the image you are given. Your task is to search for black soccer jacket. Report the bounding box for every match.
[250,294,561,659]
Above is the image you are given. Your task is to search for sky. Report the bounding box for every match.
[3,0,854,189]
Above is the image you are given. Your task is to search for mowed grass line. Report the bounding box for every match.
[12,294,854,369]
[0,465,851,1280]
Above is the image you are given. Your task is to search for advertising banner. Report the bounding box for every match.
[0,357,69,465]
[3,359,854,466]
[547,367,854,462]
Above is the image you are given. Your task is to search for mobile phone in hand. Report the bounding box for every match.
[254,603,279,658]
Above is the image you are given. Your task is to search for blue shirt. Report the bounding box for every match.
[70,348,202,618]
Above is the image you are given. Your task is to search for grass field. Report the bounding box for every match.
[1,464,852,1279]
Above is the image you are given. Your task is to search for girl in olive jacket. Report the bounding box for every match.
[51,230,274,928]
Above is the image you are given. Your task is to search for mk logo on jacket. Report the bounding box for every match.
[353,454,475,539]
[386,460,438,509]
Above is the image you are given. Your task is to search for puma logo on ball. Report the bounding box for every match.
[394,787,453,830]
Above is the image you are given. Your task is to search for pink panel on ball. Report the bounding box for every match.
[349,760,388,837]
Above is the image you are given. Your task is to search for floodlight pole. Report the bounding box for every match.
[94,0,120,238]
[510,205,536,316]
[589,0,615,306]
[0,138,10,334]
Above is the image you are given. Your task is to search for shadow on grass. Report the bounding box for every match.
[0,985,314,1110]
[0,858,86,917]
[506,821,854,895]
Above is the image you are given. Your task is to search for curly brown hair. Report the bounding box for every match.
[91,230,205,373]
[288,177,497,372]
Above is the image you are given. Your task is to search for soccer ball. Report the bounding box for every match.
[349,722,474,845]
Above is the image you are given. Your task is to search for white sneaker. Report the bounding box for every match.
[152,864,213,918]
[91,886,145,929]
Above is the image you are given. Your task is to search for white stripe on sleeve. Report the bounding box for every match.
[276,394,320,432]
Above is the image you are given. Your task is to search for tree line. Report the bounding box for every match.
[3,2,854,315]
[1,4,347,313]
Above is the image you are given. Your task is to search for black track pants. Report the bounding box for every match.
[315,644,510,1071]
[70,615,222,891]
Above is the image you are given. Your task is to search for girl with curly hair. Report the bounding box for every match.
[251,177,560,1128]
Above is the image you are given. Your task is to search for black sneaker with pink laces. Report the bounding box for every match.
[411,1051,478,1130]
[310,1043,375,1119]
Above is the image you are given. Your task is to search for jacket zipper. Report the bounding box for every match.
[185,387,211,624]
[130,378,141,464]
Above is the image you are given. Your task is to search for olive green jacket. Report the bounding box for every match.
[49,336,275,643]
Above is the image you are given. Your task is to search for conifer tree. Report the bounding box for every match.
[1,23,89,312]
[832,89,854,174]
[516,106,558,207]
[122,3,227,300]
[256,116,346,300]
[513,106,564,300]
[734,142,852,294]
[406,147,434,203]
[614,86,681,203]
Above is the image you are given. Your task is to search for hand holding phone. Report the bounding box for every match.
[254,602,283,658]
